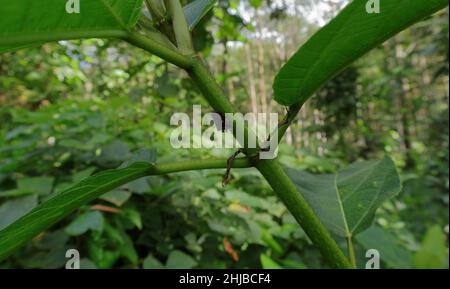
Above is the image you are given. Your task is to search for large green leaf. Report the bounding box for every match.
[0,162,153,261]
[0,0,144,53]
[183,0,217,30]
[273,0,449,106]
[286,157,401,237]
[356,225,412,269]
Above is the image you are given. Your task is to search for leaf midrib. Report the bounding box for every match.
[333,173,351,237]
[98,0,128,29]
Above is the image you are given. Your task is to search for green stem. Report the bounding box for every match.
[123,33,352,269]
[256,160,352,268]
[153,158,252,174]
[346,235,357,268]
[125,32,193,69]
[186,59,352,269]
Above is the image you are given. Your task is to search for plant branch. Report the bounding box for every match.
[346,235,357,268]
[125,32,352,269]
[151,157,252,174]
[255,159,352,268]
[125,31,193,69]
[185,58,352,269]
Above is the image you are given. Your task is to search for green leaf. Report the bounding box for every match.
[0,162,154,261]
[261,230,284,255]
[0,196,38,230]
[356,225,412,269]
[273,0,449,106]
[183,0,217,30]
[80,258,98,269]
[119,232,139,264]
[260,253,283,269]
[413,225,448,269]
[0,177,54,198]
[143,255,165,269]
[165,0,193,52]
[287,157,401,237]
[165,250,197,269]
[0,0,144,53]
[17,177,55,195]
[123,209,143,230]
[249,0,263,8]
[100,189,132,206]
[65,211,104,236]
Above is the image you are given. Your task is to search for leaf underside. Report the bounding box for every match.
[183,0,217,30]
[273,0,449,106]
[0,0,143,53]
[287,156,401,237]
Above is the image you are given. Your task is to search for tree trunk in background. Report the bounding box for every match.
[392,41,415,169]
[257,41,268,114]
[221,40,236,104]
[256,10,268,115]
[245,44,258,113]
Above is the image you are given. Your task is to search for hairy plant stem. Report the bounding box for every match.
[346,235,357,268]
[124,32,352,269]
[152,158,252,174]
[186,59,352,268]
[126,32,192,69]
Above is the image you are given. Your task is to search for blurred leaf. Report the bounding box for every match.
[261,230,284,255]
[260,253,282,269]
[356,225,412,269]
[35,230,69,250]
[166,250,197,269]
[80,258,98,269]
[100,189,132,206]
[287,157,401,237]
[0,177,54,197]
[97,141,131,167]
[120,232,139,265]
[143,255,165,269]
[72,167,97,183]
[0,196,38,230]
[123,209,143,230]
[65,211,104,236]
[249,0,263,8]
[18,177,54,195]
[413,225,448,269]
